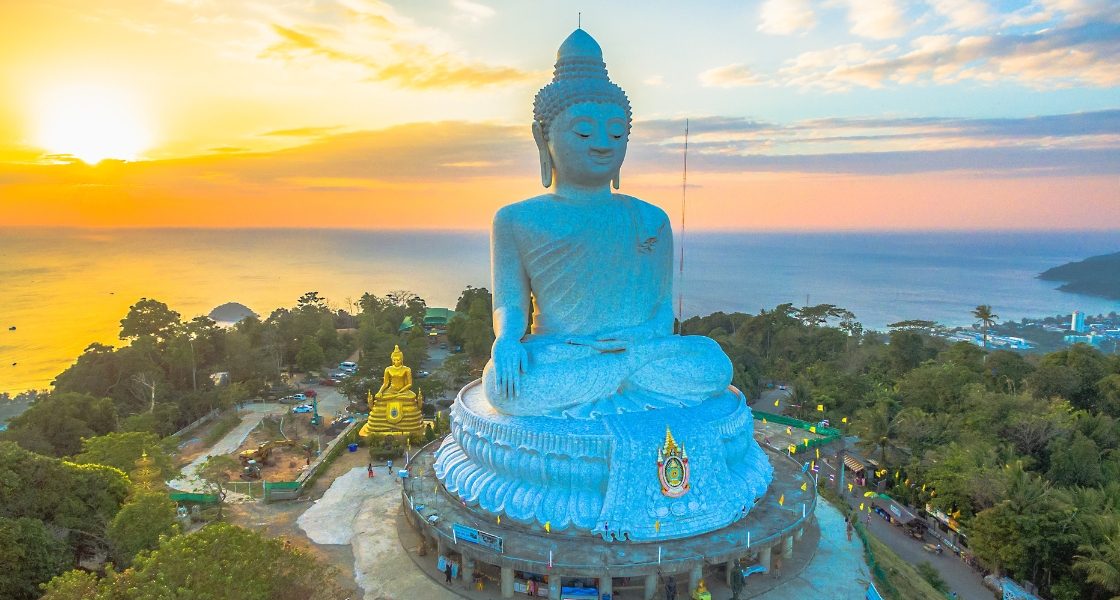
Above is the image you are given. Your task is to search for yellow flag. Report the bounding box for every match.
[803,438,809,447]
[762,418,767,424]
[904,478,910,486]
[931,490,937,497]
[864,491,875,497]
[801,482,807,491]
[815,448,820,459]
[895,470,900,479]
[779,494,785,506]
[786,426,792,435]
[817,404,824,412]
[788,444,797,454]
[544,521,550,533]
[859,502,864,511]
[497,515,501,525]
[810,426,817,433]
[774,399,780,407]
[842,417,848,424]
[952,509,961,519]
[811,461,815,471]
[922,483,927,492]
[848,483,853,492]
[654,520,661,533]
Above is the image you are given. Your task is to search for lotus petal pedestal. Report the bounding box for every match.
[434,381,773,542]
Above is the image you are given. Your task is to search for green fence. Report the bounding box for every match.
[753,410,842,454]
[169,491,219,505]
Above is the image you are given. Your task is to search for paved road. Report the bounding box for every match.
[759,384,993,599]
[814,456,994,600]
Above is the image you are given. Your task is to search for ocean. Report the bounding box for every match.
[1,228,1117,395]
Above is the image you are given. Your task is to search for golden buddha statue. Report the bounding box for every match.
[375,345,416,401]
[360,345,423,438]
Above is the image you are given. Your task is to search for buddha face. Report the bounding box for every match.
[391,354,403,367]
[546,102,628,188]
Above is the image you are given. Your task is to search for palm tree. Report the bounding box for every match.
[972,304,999,348]
[853,400,911,469]
[1074,521,1120,597]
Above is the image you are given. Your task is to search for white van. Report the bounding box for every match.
[339,361,357,373]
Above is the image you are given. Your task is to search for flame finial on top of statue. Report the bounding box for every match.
[483,28,732,418]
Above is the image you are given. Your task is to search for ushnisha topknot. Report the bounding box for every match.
[533,29,632,142]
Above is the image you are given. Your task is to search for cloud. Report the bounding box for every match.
[758,0,816,35]
[626,110,1120,176]
[840,0,907,39]
[260,126,343,138]
[451,0,495,23]
[699,64,766,88]
[777,21,1120,90]
[260,2,536,89]
[927,0,994,30]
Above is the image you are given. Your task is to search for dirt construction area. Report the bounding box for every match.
[220,410,345,482]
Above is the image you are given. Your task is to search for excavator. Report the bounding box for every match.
[238,439,296,467]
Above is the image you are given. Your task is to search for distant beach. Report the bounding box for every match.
[1,228,1117,395]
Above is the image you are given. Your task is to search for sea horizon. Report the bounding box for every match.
[1,227,1117,396]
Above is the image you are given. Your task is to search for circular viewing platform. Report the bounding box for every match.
[402,440,816,598]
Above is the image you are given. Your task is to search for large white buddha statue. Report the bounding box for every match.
[483,28,732,418]
[435,29,772,542]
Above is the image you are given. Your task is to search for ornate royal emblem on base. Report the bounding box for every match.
[657,426,690,498]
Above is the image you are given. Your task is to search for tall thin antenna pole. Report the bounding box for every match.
[676,119,689,332]
[578,12,581,28]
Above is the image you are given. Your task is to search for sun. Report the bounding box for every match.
[35,84,152,164]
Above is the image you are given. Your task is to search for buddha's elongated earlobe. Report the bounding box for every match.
[612,169,620,190]
[532,121,553,188]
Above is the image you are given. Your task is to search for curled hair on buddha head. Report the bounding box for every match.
[533,29,633,144]
[391,344,403,362]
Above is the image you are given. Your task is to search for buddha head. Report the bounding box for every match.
[533,29,632,190]
[390,344,404,367]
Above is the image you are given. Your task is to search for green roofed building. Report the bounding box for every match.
[400,307,460,332]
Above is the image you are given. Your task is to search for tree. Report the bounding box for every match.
[41,523,348,600]
[1074,522,1120,598]
[295,338,326,375]
[972,304,999,348]
[198,455,239,520]
[106,492,180,567]
[119,298,181,343]
[73,431,176,482]
[2,392,118,457]
[0,516,70,600]
[1047,432,1104,488]
[853,400,911,468]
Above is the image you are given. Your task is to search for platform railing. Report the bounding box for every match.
[402,437,818,575]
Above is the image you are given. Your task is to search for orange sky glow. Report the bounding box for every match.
[1,1,1117,231]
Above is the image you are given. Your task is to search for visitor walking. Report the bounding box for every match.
[367,463,374,478]
[387,459,393,472]
[444,561,453,584]
[846,514,854,541]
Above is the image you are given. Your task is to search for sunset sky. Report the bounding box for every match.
[1,0,1117,230]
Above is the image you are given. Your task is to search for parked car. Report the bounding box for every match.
[339,361,357,373]
[292,404,313,414]
[319,378,336,386]
[304,389,317,398]
[329,371,348,379]
[290,393,307,402]
[417,370,430,378]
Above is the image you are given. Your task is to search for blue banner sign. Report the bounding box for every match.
[452,523,505,554]
[866,582,883,600]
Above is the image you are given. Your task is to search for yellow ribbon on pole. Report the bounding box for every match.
[779,494,785,506]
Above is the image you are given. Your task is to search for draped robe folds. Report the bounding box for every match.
[483,194,732,417]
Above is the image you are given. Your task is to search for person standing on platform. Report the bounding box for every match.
[444,561,453,584]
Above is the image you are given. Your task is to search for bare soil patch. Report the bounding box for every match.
[223,411,330,482]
